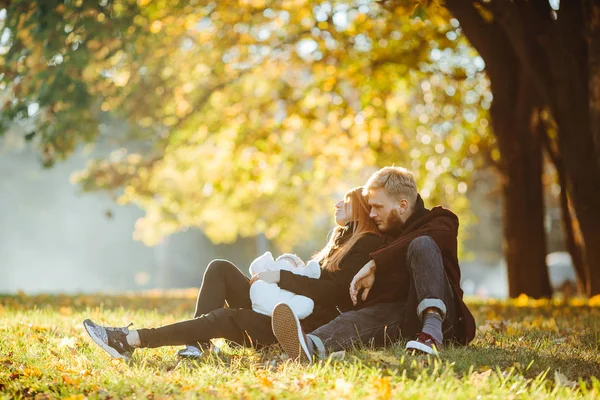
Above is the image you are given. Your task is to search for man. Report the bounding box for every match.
[271,166,475,361]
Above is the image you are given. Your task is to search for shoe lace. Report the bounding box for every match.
[107,323,134,353]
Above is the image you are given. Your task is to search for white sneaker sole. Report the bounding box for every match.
[272,303,311,364]
[405,340,439,356]
[83,319,129,360]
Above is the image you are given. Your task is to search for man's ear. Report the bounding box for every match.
[399,199,409,214]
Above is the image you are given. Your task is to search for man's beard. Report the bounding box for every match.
[380,209,405,235]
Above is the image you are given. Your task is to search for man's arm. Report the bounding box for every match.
[349,259,376,305]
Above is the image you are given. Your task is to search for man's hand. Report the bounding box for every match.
[249,270,281,286]
[349,260,376,305]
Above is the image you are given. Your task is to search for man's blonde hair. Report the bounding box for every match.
[363,166,418,203]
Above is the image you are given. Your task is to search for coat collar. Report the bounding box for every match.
[403,194,428,232]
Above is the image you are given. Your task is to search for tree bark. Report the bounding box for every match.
[444,0,552,297]
[492,73,552,298]
[553,111,600,295]
[544,1,600,294]
[579,0,600,295]
[558,189,587,294]
[586,0,600,161]
[446,0,600,296]
[490,0,600,295]
[539,119,588,293]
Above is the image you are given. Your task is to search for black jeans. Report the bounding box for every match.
[137,260,276,348]
[308,236,457,354]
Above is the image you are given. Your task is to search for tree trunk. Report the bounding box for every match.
[553,112,600,295]
[588,0,600,160]
[444,0,552,298]
[558,192,587,294]
[491,72,552,298]
[577,0,600,295]
[540,122,588,293]
[545,1,600,295]
[493,0,600,295]
[445,0,600,295]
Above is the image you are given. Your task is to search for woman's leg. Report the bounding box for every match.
[136,308,276,348]
[193,260,252,317]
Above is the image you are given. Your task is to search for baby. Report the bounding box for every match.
[249,252,320,319]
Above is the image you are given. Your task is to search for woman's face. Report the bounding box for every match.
[334,197,353,226]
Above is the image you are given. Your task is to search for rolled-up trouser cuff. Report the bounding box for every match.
[417,299,446,320]
[306,334,326,359]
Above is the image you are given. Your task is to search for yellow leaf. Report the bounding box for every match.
[255,370,273,388]
[59,306,73,316]
[515,293,529,307]
[23,367,41,377]
[372,376,391,399]
[63,395,85,400]
[62,374,81,385]
[588,294,600,307]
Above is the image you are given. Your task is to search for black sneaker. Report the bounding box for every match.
[271,303,313,364]
[83,319,135,360]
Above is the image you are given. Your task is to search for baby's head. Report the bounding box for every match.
[276,253,304,269]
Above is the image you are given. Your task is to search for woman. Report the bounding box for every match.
[83,186,386,360]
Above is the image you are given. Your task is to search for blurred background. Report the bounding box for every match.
[1,0,596,298]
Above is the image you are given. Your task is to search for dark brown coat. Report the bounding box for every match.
[368,198,476,345]
[279,231,387,332]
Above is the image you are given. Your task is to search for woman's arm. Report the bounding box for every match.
[278,234,385,308]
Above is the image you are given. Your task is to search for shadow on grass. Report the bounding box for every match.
[448,345,600,380]
[0,292,196,314]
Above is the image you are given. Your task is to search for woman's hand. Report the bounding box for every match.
[249,270,281,286]
[349,260,376,305]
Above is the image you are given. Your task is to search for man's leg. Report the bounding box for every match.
[403,236,457,353]
[273,302,405,362]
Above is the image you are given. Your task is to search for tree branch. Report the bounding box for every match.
[484,1,557,112]
[444,0,507,66]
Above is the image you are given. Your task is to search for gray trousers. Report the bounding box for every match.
[308,236,457,354]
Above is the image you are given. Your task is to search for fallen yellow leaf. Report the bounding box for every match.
[371,376,391,400]
[588,295,600,307]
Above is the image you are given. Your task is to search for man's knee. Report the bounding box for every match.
[408,236,438,253]
[335,309,363,323]
[407,236,441,266]
[310,310,360,339]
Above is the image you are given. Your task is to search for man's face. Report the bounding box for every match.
[367,188,406,233]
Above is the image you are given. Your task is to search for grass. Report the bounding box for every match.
[1,291,600,399]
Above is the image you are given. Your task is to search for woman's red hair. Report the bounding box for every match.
[314,186,381,272]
